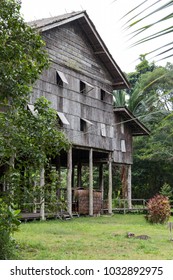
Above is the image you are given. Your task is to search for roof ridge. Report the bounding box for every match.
[27,10,85,27]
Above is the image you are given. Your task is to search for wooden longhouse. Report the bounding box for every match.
[28,11,149,217]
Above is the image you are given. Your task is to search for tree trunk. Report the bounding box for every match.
[40,167,45,220]
[67,147,72,216]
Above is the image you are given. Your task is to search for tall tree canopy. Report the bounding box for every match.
[0,0,49,105]
[0,0,69,207]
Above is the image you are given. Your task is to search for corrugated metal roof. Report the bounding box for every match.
[28,11,130,90]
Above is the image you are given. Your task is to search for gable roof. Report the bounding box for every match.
[114,107,150,136]
[28,11,130,90]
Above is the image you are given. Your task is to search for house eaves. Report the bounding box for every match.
[114,107,150,136]
[28,11,130,90]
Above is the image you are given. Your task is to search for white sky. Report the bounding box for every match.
[21,0,173,73]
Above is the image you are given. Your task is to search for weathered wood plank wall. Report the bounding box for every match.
[31,21,132,164]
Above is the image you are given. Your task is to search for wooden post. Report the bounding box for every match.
[89,148,93,216]
[108,152,112,214]
[40,167,45,220]
[127,165,132,209]
[67,147,72,216]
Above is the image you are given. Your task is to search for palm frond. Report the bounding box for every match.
[127,13,173,39]
[122,0,161,28]
[124,0,173,29]
[119,0,173,60]
[130,27,173,47]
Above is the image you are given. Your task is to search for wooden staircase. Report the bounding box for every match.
[57,211,79,220]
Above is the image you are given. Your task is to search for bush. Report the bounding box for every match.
[0,198,21,259]
[146,194,171,224]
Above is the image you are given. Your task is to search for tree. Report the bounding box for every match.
[113,58,172,125]
[0,97,69,209]
[0,0,49,106]
[0,1,70,256]
[113,58,173,200]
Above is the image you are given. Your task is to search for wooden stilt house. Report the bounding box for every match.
[28,11,149,217]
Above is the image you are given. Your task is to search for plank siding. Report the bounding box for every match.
[113,114,133,164]
[31,18,133,164]
[42,23,113,84]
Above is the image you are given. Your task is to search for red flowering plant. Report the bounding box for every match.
[146,194,171,224]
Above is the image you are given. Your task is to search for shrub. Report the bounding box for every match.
[146,194,171,224]
[0,198,21,259]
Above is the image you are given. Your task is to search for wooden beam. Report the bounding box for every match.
[108,153,112,214]
[89,148,93,216]
[127,165,132,209]
[67,147,72,216]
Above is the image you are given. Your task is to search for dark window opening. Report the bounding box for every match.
[101,89,106,101]
[80,119,86,132]
[56,70,68,87]
[56,72,63,86]
[80,81,86,94]
[57,118,63,128]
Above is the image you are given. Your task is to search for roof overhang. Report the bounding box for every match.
[28,11,130,90]
[114,107,150,136]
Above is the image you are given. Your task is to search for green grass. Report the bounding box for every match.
[14,214,173,260]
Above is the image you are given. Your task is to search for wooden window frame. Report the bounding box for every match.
[56,70,68,87]
[57,112,70,126]
[101,123,106,137]
[80,80,94,94]
[80,118,93,132]
[27,104,38,116]
[121,139,126,153]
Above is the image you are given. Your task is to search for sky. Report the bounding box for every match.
[21,0,173,73]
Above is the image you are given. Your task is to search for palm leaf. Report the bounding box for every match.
[130,27,173,47]
[118,0,173,60]
[123,0,162,28]
[127,13,173,39]
[124,0,173,28]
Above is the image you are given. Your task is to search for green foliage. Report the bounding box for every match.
[119,0,173,61]
[118,60,173,200]
[146,194,171,224]
[160,183,172,199]
[0,97,69,210]
[0,97,69,171]
[0,0,49,106]
[0,198,21,259]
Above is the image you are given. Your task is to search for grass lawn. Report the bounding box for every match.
[14,214,173,260]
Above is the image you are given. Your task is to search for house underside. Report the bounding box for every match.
[51,145,133,217]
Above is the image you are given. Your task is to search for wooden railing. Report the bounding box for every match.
[102,198,148,214]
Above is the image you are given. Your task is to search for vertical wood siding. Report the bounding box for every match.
[31,21,132,164]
